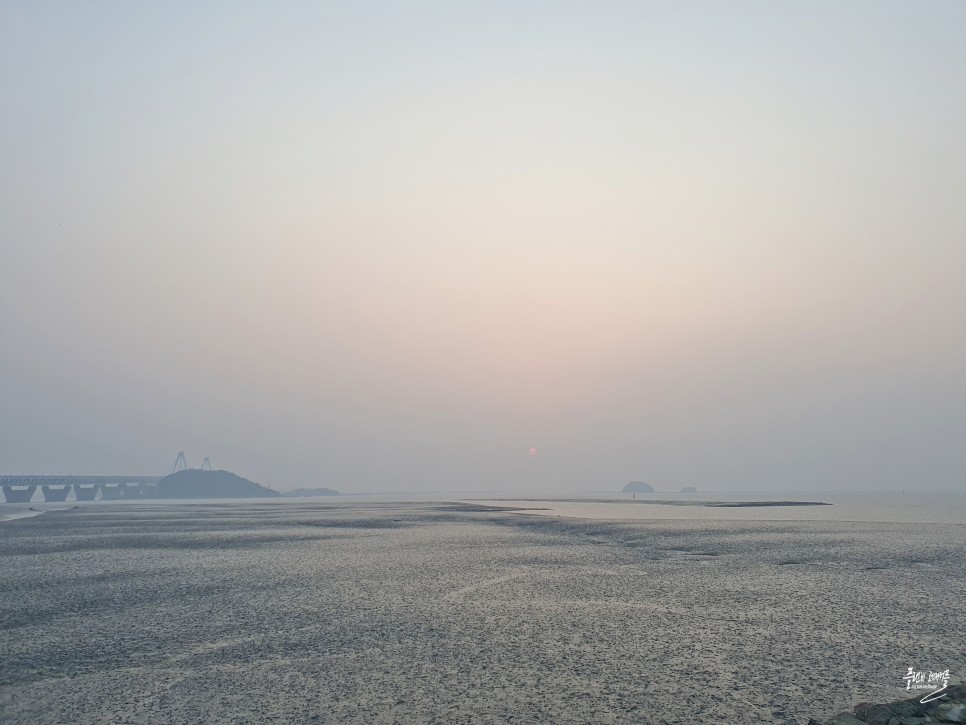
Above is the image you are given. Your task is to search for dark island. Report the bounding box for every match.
[154,470,280,499]
[623,481,655,493]
[284,487,341,497]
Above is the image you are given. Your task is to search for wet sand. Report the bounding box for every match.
[1,501,963,723]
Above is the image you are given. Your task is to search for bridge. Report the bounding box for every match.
[1,451,214,503]
[1,475,164,503]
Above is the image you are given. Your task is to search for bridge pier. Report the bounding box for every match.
[2,486,36,503]
[41,485,71,502]
[122,483,146,498]
[2,475,161,503]
[100,485,123,500]
[73,485,99,501]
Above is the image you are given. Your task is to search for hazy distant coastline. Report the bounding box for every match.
[283,487,341,497]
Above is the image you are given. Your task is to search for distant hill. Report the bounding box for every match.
[623,481,655,493]
[284,487,341,497]
[682,486,698,493]
[155,470,281,499]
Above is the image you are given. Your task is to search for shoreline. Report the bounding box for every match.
[0,509,49,523]
[466,497,832,508]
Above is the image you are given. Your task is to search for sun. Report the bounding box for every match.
[529,447,538,456]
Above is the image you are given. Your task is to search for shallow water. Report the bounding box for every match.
[1,500,962,724]
[478,490,966,525]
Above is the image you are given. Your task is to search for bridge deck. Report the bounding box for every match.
[1,476,162,486]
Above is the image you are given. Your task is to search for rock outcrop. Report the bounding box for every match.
[809,684,965,725]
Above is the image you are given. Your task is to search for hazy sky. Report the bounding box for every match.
[2,1,964,492]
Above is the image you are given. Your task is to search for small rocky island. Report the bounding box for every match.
[284,487,341,497]
[155,470,280,499]
[623,481,654,493]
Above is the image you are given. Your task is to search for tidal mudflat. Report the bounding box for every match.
[1,501,963,724]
